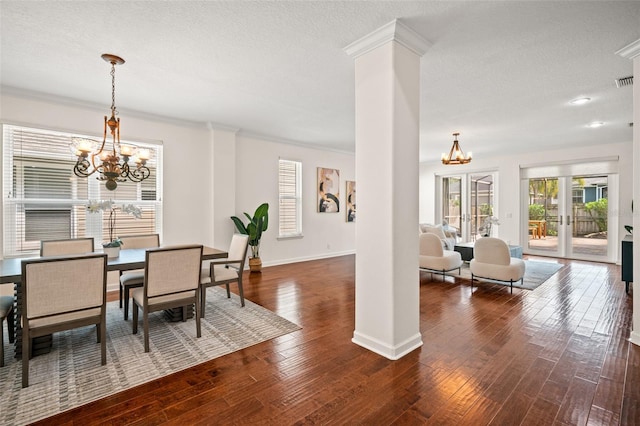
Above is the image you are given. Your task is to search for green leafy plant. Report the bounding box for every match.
[584,198,608,232]
[231,203,269,258]
[529,204,546,220]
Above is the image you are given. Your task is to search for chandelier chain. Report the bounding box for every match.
[110,62,117,116]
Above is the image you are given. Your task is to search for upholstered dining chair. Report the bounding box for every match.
[132,245,203,353]
[419,232,463,281]
[40,237,94,256]
[470,237,526,293]
[200,234,249,315]
[21,253,108,387]
[0,283,15,367]
[118,234,160,320]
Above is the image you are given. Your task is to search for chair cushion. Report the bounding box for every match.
[120,270,145,286]
[470,257,526,282]
[0,295,13,318]
[29,307,102,328]
[419,250,462,271]
[132,288,195,307]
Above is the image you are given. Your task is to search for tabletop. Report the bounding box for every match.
[0,245,228,284]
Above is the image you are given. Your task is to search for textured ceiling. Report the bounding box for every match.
[1,1,639,162]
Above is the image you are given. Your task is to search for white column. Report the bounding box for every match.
[617,39,640,346]
[345,20,430,360]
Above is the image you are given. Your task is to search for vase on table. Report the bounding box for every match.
[103,246,120,258]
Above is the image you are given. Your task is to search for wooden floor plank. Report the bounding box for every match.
[28,255,640,425]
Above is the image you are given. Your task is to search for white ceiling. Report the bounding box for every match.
[1,1,638,162]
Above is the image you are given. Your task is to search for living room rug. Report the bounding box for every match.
[440,260,564,291]
[0,287,300,426]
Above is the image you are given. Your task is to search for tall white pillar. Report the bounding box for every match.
[617,39,640,346]
[345,20,430,360]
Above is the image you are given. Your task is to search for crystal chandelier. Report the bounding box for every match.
[71,54,151,191]
[441,132,472,165]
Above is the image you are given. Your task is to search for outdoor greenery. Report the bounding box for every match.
[529,204,546,220]
[584,198,608,232]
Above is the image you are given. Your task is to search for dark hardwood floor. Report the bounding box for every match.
[32,255,639,425]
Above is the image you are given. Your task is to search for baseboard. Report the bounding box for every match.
[352,330,423,360]
[260,250,355,268]
[630,330,640,347]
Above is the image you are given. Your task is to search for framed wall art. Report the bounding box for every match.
[317,167,340,213]
[346,180,356,222]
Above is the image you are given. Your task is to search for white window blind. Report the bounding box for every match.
[278,159,302,238]
[2,124,163,256]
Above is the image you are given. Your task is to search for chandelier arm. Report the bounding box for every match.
[127,165,151,183]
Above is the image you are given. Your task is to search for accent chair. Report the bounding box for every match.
[470,237,526,293]
[419,232,463,281]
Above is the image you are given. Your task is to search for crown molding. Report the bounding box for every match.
[344,19,431,59]
[616,38,640,60]
[1,85,208,129]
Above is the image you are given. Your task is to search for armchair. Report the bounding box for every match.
[470,237,525,293]
[419,233,463,281]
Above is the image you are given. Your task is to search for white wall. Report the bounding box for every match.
[419,141,633,261]
[234,135,355,266]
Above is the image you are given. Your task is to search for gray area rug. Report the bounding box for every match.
[439,260,564,290]
[0,287,300,425]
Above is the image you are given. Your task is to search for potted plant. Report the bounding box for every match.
[231,203,269,272]
[87,200,142,258]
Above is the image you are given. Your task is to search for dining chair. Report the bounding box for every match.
[132,245,203,353]
[21,253,108,387]
[0,283,15,367]
[118,234,160,320]
[200,234,249,315]
[40,237,95,256]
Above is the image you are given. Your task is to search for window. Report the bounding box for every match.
[2,124,162,256]
[278,159,302,238]
[572,188,585,204]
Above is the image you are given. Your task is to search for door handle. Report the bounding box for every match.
[567,215,571,225]
[559,216,563,225]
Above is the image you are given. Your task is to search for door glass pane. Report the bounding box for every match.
[442,177,462,236]
[571,175,608,257]
[528,178,559,252]
[470,174,494,239]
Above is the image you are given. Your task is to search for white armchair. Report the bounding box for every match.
[470,237,525,293]
[419,223,457,250]
[419,233,463,281]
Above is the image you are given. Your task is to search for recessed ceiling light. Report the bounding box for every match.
[570,97,591,105]
[588,121,604,128]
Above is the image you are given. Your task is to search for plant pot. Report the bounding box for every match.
[103,246,121,258]
[249,257,262,273]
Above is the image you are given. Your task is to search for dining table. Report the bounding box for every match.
[0,245,228,359]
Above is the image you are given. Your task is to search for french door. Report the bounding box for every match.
[441,172,497,242]
[524,174,616,262]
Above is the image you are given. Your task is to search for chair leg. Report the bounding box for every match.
[200,285,207,317]
[132,303,139,334]
[119,281,123,308]
[22,326,29,388]
[124,287,130,320]
[182,305,187,322]
[0,319,4,368]
[195,293,202,339]
[100,320,106,365]
[510,280,513,294]
[7,307,15,343]
[225,283,231,299]
[237,278,245,307]
[143,310,150,353]
[471,274,474,291]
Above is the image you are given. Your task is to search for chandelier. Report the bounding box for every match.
[441,132,472,165]
[71,54,151,191]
